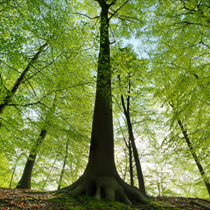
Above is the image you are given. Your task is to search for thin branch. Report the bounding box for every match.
[21,52,64,84]
[0,116,29,137]
[8,81,94,107]
[39,102,87,139]
[109,10,137,24]
[117,14,143,23]
[113,95,125,116]
[117,118,129,149]
[201,40,210,50]
[26,80,38,97]
[4,64,22,74]
[180,0,197,12]
[109,25,117,44]
[74,12,99,19]
[13,106,41,131]
[192,52,210,60]
[0,73,9,92]
[171,21,204,27]
[109,0,130,20]
[108,0,117,7]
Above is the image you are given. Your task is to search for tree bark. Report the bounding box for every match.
[178,120,210,197]
[0,43,48,115]
[55,0,148,204]
[121,93,146,195]
[128,139,134,186]
[16,92,58,189]
[16,129,47,189]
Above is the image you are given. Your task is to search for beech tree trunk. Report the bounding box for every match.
[178,120,210,197]
[16,92,58,189]
[169,101,210,197]
[16,129,47,189]
[121,93,146,195]
[128,139,134,186]
[56,0,148,204]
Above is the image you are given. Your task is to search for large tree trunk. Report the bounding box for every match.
[121,93,146,195]
[178,120,210,197]
[16,129,47,189]
[55,1,148,204]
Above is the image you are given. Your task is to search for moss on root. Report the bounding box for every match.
[54,175,148,205]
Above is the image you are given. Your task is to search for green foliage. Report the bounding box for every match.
[0,153,11,187]
[0,0,210,200]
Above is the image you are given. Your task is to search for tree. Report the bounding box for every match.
[56,0,148,204]
[16,91,60,189]
[143,0,210,198]
[0,0,94,191]
[111,45,150,195]
[178,119,210,196]
[120,79,146,195]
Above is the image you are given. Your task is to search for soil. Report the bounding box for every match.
[0,187,209,209]
[157,196,210,210]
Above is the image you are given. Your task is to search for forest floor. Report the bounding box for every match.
[0,187,210,210]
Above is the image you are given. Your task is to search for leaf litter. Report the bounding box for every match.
[0,187,210,209]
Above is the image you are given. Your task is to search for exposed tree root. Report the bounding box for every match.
[55,174,149,204]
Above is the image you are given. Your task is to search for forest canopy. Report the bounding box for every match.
[0,0,210,201]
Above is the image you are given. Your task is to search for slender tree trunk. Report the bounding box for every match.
[121,93,146,195]
[128,139,134,186]
[16,129,47,189]
[0,43,48,115]
[16,92,59,189]
[169,101,210,197]
[178,120,210,197]
[57,142,69,190]
[157,178,160,197]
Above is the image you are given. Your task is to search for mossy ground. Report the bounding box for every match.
[48,195,181,210]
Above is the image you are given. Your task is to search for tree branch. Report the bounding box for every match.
[7,81,94,107]
[108,0,117,7]
[109,0,130,20]
[74,12,99,19]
